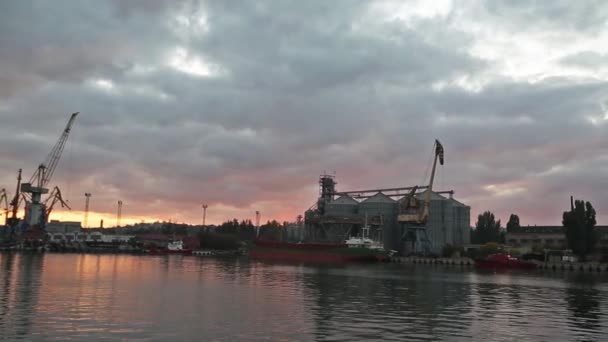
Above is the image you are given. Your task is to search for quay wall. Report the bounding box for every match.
[390,256,608,272]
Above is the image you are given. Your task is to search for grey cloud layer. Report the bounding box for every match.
[0,0,606,224]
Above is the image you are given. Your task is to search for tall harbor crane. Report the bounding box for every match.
[398,140,444,225]
[0,189,9,225]
[397,139,444,254]
[20,112,79,229]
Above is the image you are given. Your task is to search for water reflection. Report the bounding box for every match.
[301,265,475,341]
[565,275,602,340]
[0,253,44,340]
[0,254,607,341]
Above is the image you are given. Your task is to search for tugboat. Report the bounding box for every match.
[149,240,193,256]
[475,253,537,270]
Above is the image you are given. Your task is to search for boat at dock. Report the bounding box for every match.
[250,213,392,263]
[148,240,193,256]
[474,253,537,270]
[250,238,391,263]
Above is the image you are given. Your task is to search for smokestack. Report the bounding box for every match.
[570,196,574,211]
[100,219,104,229]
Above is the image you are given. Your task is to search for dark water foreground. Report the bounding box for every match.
[1,253,607,341]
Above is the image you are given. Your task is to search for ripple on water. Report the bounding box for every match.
[0,254,608,341]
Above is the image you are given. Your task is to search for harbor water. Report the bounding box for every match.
[1,253,608,341]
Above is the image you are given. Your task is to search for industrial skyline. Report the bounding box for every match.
[1,1,607,226]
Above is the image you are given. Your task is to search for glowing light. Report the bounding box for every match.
[91,78,115,91]
[484,184,527,197]
[168,47,221,77]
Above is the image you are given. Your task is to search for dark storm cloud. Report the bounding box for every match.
[0,0,607,224]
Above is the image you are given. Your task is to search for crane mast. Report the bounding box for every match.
[9,169,22,223]
[21,112,79,228]
[0,189,9,225]
[397,139,444,225]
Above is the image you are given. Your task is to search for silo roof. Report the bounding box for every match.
[413,191,447,201]
[361,192,396,203]
[331,195,359,205]
[448,197,469,207]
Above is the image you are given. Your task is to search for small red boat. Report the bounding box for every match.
[475,253,537,270]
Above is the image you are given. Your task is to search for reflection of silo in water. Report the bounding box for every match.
[359,193,398,251]
[301,266,474,340]
[323,196,359,241]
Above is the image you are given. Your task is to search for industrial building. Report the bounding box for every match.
[302,174,471,255]
[506,225,608,254]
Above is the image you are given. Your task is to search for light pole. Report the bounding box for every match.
[255,211,261,237]
[202,204,208,227]
[84,193,91,228]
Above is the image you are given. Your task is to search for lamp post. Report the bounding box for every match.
[202,204,208,227]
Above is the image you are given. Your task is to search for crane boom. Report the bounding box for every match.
[44,186,71,219]
[398,140,444,225]
[30,112,79,187]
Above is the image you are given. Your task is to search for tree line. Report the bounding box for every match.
[198,218,289,249]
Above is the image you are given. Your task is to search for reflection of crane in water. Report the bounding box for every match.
[0,253,44,338]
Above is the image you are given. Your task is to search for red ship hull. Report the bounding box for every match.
[475,253,537,270]
[250,239,389,263]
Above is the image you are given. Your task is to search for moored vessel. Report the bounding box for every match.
[250,238,391,263]
[148,240,193,256]
[474,253,537,270]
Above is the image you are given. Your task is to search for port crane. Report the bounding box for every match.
[397,139,444,254]
[20,112,79,229]
[398,139,444,225]
[0,189,9,225]
[43,186,71,222]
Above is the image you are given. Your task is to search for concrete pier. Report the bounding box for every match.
[389,256,608,272]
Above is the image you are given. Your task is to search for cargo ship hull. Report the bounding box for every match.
[250,239,389,263]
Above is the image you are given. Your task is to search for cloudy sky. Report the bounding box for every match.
[1,0,607,227]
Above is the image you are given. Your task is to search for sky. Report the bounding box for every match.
[0,0,607,227]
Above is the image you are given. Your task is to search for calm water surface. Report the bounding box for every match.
[1,253,608,341]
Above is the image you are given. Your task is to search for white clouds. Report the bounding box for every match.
[168,47,224,77]
[90,78,116,92]
[484,184,527,197]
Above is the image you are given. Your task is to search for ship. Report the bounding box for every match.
[250,238,392,263]
[474,253,537,270]
[148,240,193,256]
[250,213,393,263]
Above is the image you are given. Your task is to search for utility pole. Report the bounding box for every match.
[202,204,208,227]
[255,211,261,237]
[117,200,123,227]
[84,193,91,228]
